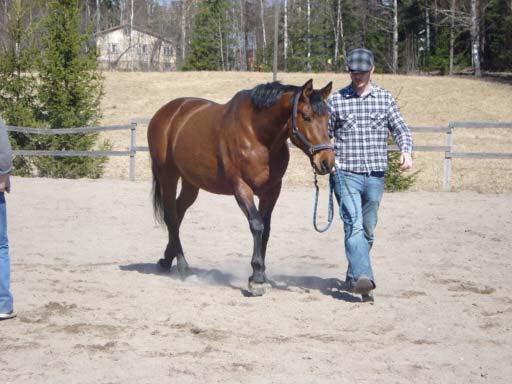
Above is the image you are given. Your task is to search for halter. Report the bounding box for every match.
[288,90,357,232]
[290,91,334,156]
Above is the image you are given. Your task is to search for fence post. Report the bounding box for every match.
[129,119,137,181]
[443,123,454,191]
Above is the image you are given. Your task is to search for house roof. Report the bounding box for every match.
[96,23,174,45]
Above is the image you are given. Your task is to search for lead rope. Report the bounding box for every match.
[313,165,357,233]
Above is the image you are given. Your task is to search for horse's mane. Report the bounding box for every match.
[249,81,327,115]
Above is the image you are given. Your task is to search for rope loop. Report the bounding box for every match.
[312,165,358,233]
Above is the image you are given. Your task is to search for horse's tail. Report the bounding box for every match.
[151,161,165,225]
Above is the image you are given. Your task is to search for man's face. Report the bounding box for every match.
[349,66,374,90]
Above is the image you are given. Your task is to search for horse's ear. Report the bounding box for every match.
[320,82,333,100]
[301,79,314,98]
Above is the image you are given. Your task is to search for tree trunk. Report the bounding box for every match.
[306,0,311,72]
[225,9,230,70]
[479,0,486,67]
[95,0,100,34]
[181,0,187,64]
[120,0,125,25]
[470,0,481,77]
[393,0,398,73]
[273,1,279,80]
[333,0,347,69]
[425,0,430,57]
[362,0,369,46]
[449,0,455,74]
[239,0,247,71]
[260,0,267,64]
[218,16,224,71]
[333,0,340,66]
[340,3,346,68]
[85,0,90,23]
[283,0,288,71]
[130,0,134,70]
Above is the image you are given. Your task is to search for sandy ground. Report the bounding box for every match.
[1,177,511,383]
[96,71,512,192]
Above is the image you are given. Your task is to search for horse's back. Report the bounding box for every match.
[147,97,220,166]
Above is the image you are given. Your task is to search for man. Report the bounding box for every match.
[327,48,413,302]
[0,116,15,320]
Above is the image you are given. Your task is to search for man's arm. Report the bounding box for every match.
[0,116,13,192]
[387,97,413,170]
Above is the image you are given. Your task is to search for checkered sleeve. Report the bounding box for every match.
[327,97,336,139]
[388,97,413,153]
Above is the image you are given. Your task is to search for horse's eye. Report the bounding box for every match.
[301,113,311,122]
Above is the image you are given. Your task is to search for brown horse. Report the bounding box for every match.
[147,79,334,295]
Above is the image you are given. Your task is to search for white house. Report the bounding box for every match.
[96,24,176,71]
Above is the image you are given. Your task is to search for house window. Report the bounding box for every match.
[138,44,148,55]
[163,46,172,56]
[109,43,118,54]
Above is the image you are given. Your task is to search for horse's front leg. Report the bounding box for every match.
[233,181,269,296]
[258,181,282,279]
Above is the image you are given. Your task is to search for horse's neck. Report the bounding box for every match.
[252,94,293,152]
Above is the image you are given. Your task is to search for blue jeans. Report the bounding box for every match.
[0,192,13,313]
[330,170,384,287]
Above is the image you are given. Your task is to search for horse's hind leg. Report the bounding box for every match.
[173,178,199,277]
[177,178,199,226]
[158,172,180,270]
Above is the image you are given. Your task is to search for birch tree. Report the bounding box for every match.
[393,0,398,73]
[306,0,311,72]
[470,0,481,76]
[95,0,100,33]
[260,0,267,64]
[181,0,188,64]
[238,0,247,70]
[425,0,431,56]
[283,0,288,70]
[333,0,346,68]
[449,0,456,74]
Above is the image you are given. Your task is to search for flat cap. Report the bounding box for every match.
[346,48,374,72]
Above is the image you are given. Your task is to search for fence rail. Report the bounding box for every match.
[6,124,132,134]
[4,119,512,189]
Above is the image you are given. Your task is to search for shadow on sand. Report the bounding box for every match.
[119,263,242,290]
[120,263,361,302]
[270,274,362,303]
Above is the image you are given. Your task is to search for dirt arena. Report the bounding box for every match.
[1,176,511,383]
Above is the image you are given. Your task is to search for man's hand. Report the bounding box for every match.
[399,152,413,171]
[0,174,10,193]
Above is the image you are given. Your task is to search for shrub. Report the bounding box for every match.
[385,149,419,192]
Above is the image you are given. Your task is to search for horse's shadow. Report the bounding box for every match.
[119,263,361,302]
[119,263,241,289]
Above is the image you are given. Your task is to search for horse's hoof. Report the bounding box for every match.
[248,281,272,296]
[158,258,172,270]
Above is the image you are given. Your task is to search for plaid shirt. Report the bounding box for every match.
[328,83,413,173]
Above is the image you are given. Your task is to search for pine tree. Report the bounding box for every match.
[0,0,41,175]
[182,0,228,71]
[385,142,418,192]
[35,0,107,178]
[484,0,512,70]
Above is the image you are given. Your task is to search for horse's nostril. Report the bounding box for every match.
[322,159,329,172]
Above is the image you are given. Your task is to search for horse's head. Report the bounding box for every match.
[288,79,335,175]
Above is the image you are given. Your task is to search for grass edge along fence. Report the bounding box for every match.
[4,118,512,190]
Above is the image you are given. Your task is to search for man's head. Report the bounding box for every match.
[346,48,375,94]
